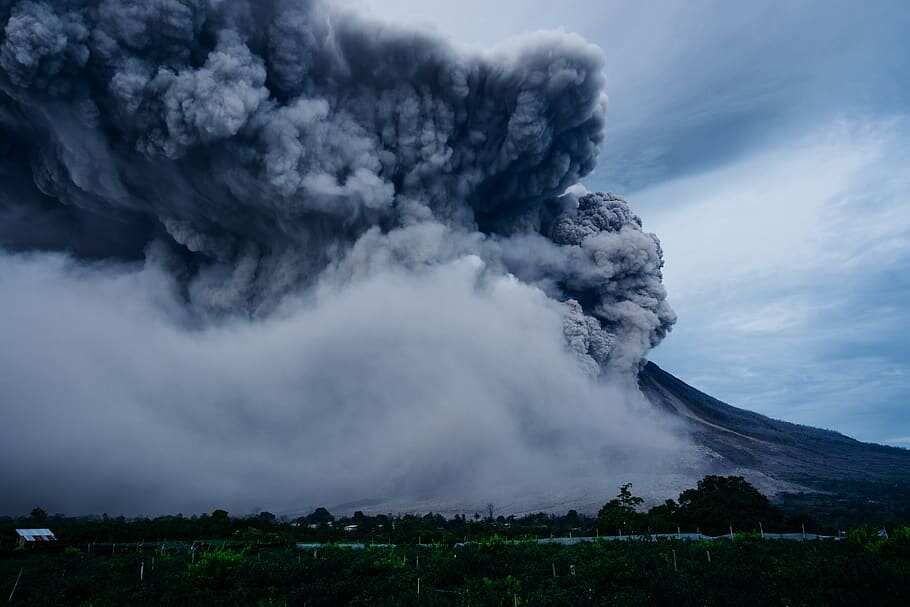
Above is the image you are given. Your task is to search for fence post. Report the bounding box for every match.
[706,550,711,564]
[672,550,677,572]
[8,568,23,603]
[552,563,556,578]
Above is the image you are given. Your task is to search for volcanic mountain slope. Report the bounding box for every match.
[639,361,910,494]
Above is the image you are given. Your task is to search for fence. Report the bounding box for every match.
[296,531,840,551]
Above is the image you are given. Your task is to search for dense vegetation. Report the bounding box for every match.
[3,476,909,605]
[3,534,910,606]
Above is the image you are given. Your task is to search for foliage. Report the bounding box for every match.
[673,475,784,534]
[2,474,910,605]
[597,484,645,534]
[2,539,910,605]
[28,508,48,524]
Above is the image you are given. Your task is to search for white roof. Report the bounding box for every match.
[15,529,56,541]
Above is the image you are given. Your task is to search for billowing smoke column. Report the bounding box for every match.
[0,0,673,373]
[0,1,686,514]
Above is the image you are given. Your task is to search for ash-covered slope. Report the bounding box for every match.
[639,361,910,492]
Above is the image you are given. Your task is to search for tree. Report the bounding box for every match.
[256,511,276,524]
[597,484,644,533]
[306,507,334,525]
[29,507,48,523]
[645,499,680,532]
[675,475,782,533]
[211,509,229,522]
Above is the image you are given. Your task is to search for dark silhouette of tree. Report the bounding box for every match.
[305,507,335,525]
[211,509,230,522]
[486,504,496,521]
[597,484,645,532]
[256,511,276,524]
[675,475,782,533]
[645,499,681,532]
[29,507,48,523]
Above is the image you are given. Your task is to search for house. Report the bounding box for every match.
[16,529,57,546]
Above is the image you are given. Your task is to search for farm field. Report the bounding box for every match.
[3,536,910,606]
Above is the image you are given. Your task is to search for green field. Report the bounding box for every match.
[4,476,908,605]
[3,534,910,606]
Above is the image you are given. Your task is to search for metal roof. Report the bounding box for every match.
[15,529,56,542]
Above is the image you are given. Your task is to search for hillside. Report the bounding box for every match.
[639,361,910,497]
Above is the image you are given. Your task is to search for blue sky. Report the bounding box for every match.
[356,0,910,446]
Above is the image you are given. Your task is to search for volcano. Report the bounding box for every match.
[639,361,910,501]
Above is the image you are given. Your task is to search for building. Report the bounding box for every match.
[15,529,57,546]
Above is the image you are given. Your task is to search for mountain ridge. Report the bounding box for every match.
[639,361,910,493]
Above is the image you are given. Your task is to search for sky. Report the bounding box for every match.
[0,0,906,516]
[353,0,910,446]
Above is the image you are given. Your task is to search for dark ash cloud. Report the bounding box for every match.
[0,0,687,515]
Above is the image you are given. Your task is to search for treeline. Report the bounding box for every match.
[1,476,902,548]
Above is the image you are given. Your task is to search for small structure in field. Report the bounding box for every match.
[16,529,57,546]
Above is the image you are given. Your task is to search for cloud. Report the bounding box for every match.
[0,0,705,515]
[345,0,910,446]
[0,249,693,515]
[352,0,910,192]
[639,118,910,444]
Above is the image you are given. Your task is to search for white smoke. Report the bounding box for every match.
[0,0,695,515]
[0,249,692,514]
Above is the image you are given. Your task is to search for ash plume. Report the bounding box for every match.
[0,0,687,514]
